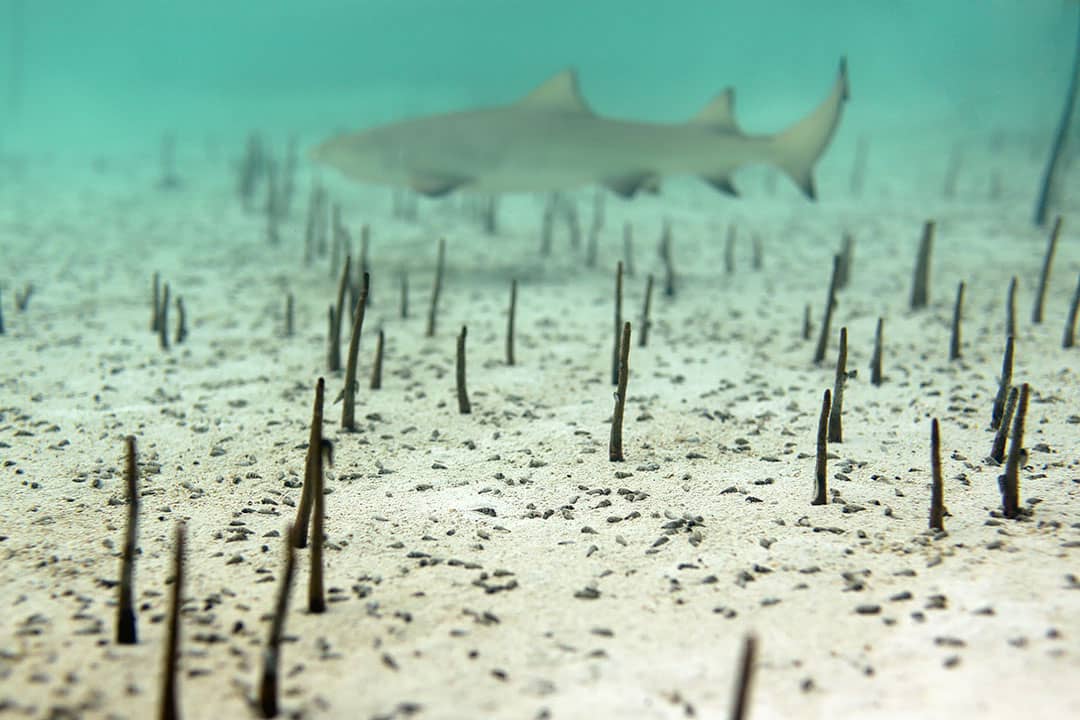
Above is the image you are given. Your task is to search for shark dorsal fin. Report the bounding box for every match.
[691,88,739,132]
[518,69,592,114]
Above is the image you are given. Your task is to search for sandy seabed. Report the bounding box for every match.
[0,133,1078,720]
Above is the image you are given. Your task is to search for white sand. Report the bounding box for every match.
[0,136,1077,719]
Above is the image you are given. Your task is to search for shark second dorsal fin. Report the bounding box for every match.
[691,88,738,132]
[518,69,592,114]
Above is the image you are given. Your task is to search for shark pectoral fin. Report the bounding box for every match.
[603,173,660,198]
[409,173,472,198]
[702,175,739,196]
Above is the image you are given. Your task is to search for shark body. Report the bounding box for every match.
[311,60,849,199]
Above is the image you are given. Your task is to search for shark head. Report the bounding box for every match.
[309,129,399,183]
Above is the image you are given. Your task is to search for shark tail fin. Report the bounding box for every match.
[769,58,849,200]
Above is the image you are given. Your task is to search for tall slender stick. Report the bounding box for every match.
[813,256,840,364]
[456,326,471,414]
[949,282,965,360]
[370,329,384,390]
[1065,273,1080,348]
[609,322,632,461]
[259,531,296,718]
[1032,216,1062,324]
[730,634,758,720]
[292,378,324,549]
[910,221,934,310]
[426,238,446,337]
[870,317,884,386]
[506,279,517,366]
[991,336,1014,430]
[929,419,945,532]
[828,327,847,443]
[159,523,185,720]
[1001,383,1030,519]
[612,262,623,385]
[989,386,1018,465]
[117,435,139,645]
[639,274,654,348]
[341,273,370,431]
[328,256,351,372]
[309,440,332,614]
[812,389,831,505]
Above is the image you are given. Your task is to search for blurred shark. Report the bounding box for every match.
[311,59,849,199]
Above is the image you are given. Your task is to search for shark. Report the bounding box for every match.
[311,59,849,200]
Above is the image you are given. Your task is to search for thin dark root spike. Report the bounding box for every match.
[117,435,139,645]
[812,389,831,506]
[159,522,185,720]
[609,322,632,462]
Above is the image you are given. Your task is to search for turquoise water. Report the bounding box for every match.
[1,1,1075,157]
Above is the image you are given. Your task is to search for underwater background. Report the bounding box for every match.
[0,0,1075,165]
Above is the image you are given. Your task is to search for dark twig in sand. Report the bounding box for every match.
[724,225,736,275]
[949,282,964,361]
[586,216,599,268]
[457,326,471,414]
[813,255,840,364]
[659,220,675,298]
[159,522,185,720]
[341,273,370,432]
[158,283,170,351]
[359,224,371,307]
[812,389,831,506]
[328,255,351,373]
[639,274,654,348]
[870,317,884,386]
[426,238,446,338]
[623,222,635,277]
[117,435,139,645]
[292,378,325,549]
[730,634,757,720]
[1032,216,1062,324]
[370,329,384,390]
[1065,273,1080,348]
[802,304,812,342]
[506,279,517,366]
[1001,383,1030,519]
[309,440,333,614]
[991,336,1014,430]
[0,288,5,335]
[175,297,187,345]
[989,386,1018,465]
[284,293,294,338]
[612,262,623,385]
[540,196,554,256]
[910,220,934,310]
[609,321,632,462]
[751,234,763,271]
[399,272,409,320]
[14,283,32,312]
[259,529,296,718]
[930,419,945,532]
[836,233,854,290]
[828,327,848,443]
[151,272,161,332]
